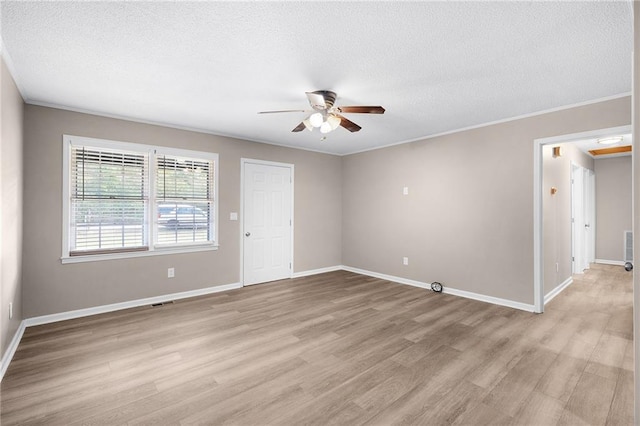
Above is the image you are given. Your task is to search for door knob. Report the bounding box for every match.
[245,232,251,237]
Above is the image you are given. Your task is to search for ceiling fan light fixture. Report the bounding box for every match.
[327,114,341,130]
[260,90,384,134]
[302,118,313,131]
[597,136,623,145]
[320,121,332,134]
[309,112,324,128]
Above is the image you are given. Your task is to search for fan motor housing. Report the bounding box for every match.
[310,90,336,109]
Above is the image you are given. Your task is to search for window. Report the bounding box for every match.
[63,135,218,262]
[69,145,149,255]
[155,154,214,246]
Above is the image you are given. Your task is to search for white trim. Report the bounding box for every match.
[595,259,626,266]
[341,266,535,312]
[61,135,219,261]
[64,134,163,155]
[345,93,632,156]
[292,265,343,278]
[60,244,219,264]
[544,276,574,305]
[0,40,28,100]
[1,264,539,379]
[444,287,535,313]
[533,124,633,314]
[25,282,242,327]
[240,158,295,286]
[25,93,631,158]
[342,266,430,289]
[534,125,633,146]
[533,135,544,313]
[0,321,26,382]
[28,100,339,156]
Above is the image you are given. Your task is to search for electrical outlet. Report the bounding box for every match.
[168,267,175,278]
[9,302,13,319]
[403,257,409,266]
[403,186,409,195]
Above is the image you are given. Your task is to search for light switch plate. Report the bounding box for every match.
[230,212,238,221]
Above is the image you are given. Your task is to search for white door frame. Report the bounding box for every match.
[533,124,631,313]
[240,158,295,286]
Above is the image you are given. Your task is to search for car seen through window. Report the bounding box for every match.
[157,204,208,229]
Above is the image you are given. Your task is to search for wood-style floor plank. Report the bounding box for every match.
[0,264,633,425]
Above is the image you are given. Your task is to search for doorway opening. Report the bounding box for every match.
[533,124,632,313]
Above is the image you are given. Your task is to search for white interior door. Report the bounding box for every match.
[585,169,596,267]
[242,161,293,286]
[571,165,596,274]
[572,164,586,274]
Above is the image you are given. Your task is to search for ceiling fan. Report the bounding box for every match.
[258,90,385,134]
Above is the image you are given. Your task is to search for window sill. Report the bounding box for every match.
[61,244,219,264]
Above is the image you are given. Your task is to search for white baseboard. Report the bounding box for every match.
[544,276,573,305]
[341,266,535,312]
[4,265,538,381]
[341,266,430,290]
[292,265,343,278]
[443,287,535,312]
[595,259,625,266]
[25,282,242,327]
[1,320,26,382]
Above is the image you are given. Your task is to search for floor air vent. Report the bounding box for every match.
[151,301,174,307]
[624,231,633,262]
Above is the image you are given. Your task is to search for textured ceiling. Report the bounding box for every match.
[0,1,633,155]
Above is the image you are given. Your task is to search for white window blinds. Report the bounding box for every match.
[69,146,149,255]
[63,135,218,261]
[155,154,214,246]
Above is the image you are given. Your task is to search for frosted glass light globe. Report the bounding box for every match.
[309,113,323,128]
[320,122,332,134]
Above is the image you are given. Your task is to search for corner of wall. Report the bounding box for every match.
[0,53,26,376]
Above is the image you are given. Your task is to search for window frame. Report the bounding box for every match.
[62,135,219,264]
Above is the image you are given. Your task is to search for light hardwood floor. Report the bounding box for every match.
[0,264,633,425]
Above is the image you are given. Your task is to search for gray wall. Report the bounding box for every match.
[1,58,24,358]
[22,105,342,318]
[542,143,594,296]
[342,96,630,305]
[594,156,632,262]
[12,78,635,321]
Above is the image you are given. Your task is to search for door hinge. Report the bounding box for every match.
[289,262,292,269]
[572,257,575,261]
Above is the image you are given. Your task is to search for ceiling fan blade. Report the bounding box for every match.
[258,109,307,114]
[336,114,362,132]
[291,122,306,132]
[337,106,385,114]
